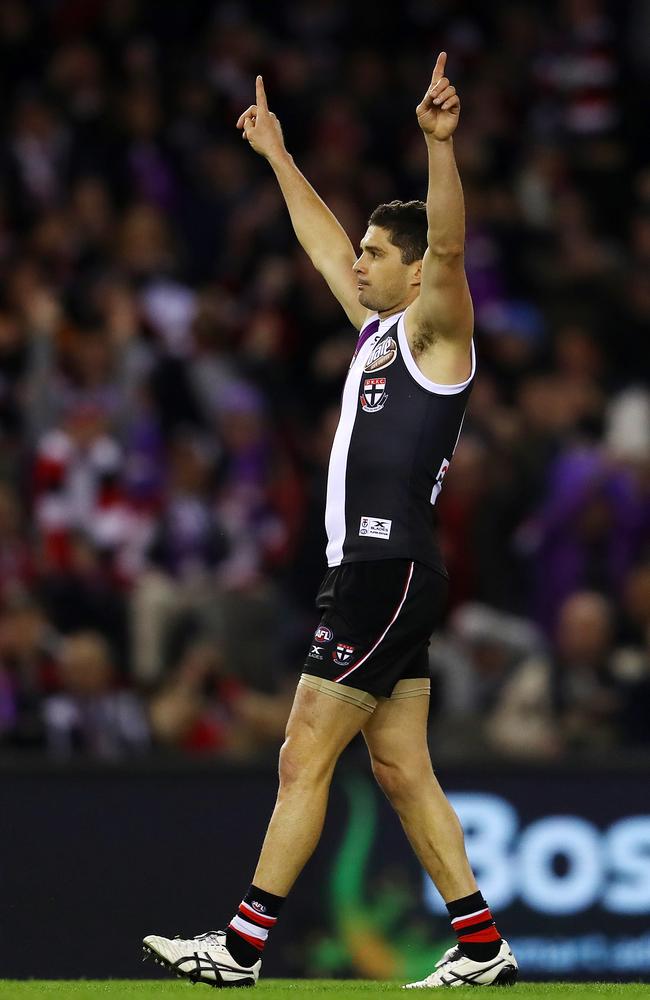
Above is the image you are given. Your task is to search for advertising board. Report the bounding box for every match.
[0,762,648,980]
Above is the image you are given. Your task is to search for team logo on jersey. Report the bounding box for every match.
[360,377,388,412]
[359,516,392,539]
[309,645,324,660]
[314,625,334,643]
[332,643,355,666]
[364,336,397,373]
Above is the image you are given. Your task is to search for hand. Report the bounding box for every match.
[236,75,286,161]
[416,52,460,141]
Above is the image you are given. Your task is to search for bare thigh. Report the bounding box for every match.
[362,683,432,770]
[282,677,371,775]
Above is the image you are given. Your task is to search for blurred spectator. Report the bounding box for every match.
[148,639,291,756]
[0,596,59,748]
[429,603,543,757]
[618,563,650,647]
[523,446,647,632]
[0,481,33,603]
[149,641,241,753]
[487,592,626,757]
[0,0,647,762]
[131,433,227,684]
[32,403,132,574]
[35,532,129,670]
[43,631,148,759]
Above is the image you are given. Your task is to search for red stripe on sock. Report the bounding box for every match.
[459,927,501,944]
[228,923,265,951]
[239,903,276,927]
[453,910,491,931]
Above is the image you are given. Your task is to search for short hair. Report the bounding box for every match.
[368,200,428,264]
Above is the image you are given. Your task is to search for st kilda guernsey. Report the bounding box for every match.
[324,310,475,576]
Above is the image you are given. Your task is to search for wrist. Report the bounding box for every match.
[268,148,293,171]
[425,134,454,146]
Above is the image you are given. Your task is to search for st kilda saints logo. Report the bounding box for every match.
[360,376,388,412]
[332,643,355,666]
[364,335,397,373]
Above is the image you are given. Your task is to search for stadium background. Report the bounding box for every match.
[0,0,649,983]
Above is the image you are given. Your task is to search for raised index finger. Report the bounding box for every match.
[256,75,268,112]
[431,51,447,85]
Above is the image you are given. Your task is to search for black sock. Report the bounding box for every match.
[446,890,502,962]
[226,885,285,967]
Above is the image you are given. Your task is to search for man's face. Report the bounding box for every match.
[353,225,420,314]
[556,594,612,665]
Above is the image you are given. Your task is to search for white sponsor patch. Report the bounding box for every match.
[364,336,397,372]
[359,516,392,539]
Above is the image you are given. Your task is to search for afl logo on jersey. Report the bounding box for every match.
[364,336,397,373]
[360,377,388,412]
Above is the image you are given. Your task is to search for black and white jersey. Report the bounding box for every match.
[325,310,475,575]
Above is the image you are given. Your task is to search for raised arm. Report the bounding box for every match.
[237,77,369,330]
[406,54,473,378]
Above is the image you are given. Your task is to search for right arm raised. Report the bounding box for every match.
[237,77,369,330]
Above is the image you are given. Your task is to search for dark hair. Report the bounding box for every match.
[368,200,428,264]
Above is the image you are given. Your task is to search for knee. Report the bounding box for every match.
[371,756,422,808]
[278,730,332,791]
[278,738,303,790]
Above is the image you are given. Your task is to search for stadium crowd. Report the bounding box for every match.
[0,0,648,760]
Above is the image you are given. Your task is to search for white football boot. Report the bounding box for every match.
[404,939,518,988]
[143,929,260,988]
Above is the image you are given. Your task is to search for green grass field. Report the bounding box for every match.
[0,983,648,1000]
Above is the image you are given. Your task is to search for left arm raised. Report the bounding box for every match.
[407,53,473,349]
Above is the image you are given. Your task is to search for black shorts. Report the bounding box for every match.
[303,558,448,700]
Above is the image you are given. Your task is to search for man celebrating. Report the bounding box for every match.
[143,53,518,989]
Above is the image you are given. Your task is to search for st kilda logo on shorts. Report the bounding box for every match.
[364,336,397,373]
[360,377,388,412]
[332,643,355,666]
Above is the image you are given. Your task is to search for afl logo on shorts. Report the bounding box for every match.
[332,643,355,666]
[360,377,388,413]
[364,336,397,372]
[314,625,333,643]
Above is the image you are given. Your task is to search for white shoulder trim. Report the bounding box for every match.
[397,314,475,395]
[378,309,405,334]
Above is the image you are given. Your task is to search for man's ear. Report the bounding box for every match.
[411,260,423,288]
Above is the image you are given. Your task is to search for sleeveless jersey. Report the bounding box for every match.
[324,310,475,575]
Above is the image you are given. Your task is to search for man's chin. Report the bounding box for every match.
[358,290,377,310]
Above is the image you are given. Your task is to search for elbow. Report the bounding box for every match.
[427,242,465,260]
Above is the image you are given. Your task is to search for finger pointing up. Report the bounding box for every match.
[430,51,447,86]
[256,75,268,112]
